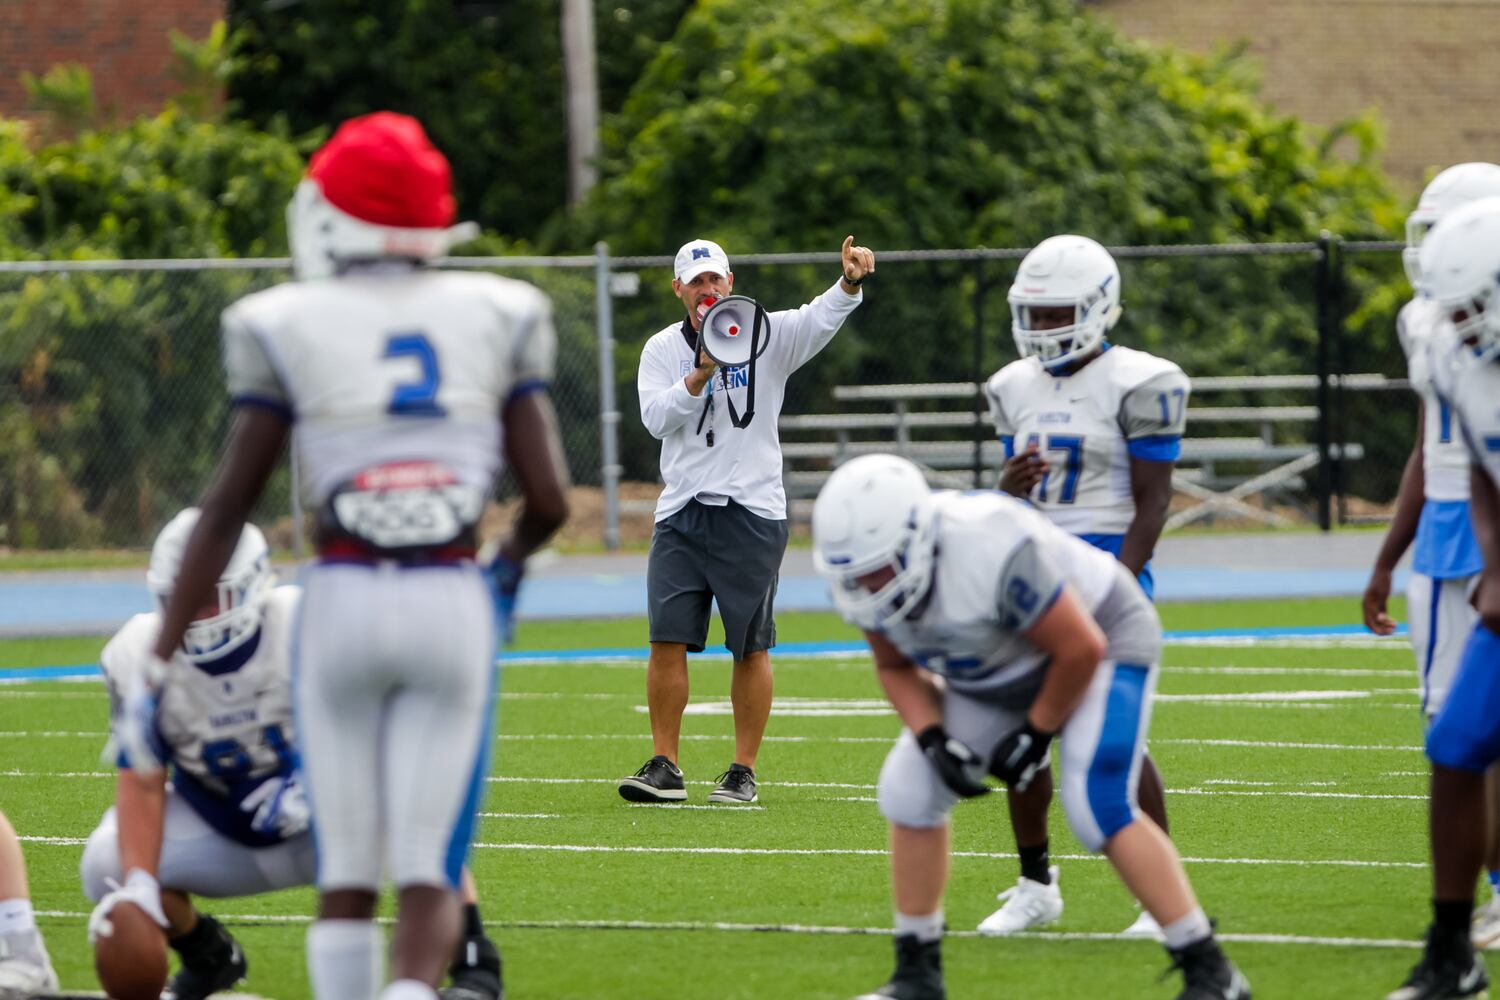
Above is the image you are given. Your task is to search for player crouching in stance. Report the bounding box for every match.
[83,511,305,1000]
[83,510,506,1000]
[1385,196,1500,1000]
[812,456,1249,1000]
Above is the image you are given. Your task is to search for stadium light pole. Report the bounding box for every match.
[561,0,600,205]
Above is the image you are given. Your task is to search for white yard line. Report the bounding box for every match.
[21,835,1425,869]
[30,908,1422,949]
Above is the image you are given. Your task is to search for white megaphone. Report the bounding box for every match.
[696,294,769,430]
[698,294,769,367]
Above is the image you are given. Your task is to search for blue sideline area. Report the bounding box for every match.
[0,565,1413,638]
[0,623,1409,683]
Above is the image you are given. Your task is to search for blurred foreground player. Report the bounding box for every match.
[1386,195,1500,1000]
[1362,164,1500,951]
[84,510,505,1000]
[0,810,58,997]
[813,455,1248,1000]
[126,113,569,1000]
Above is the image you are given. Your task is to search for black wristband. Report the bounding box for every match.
[843,272,866,287]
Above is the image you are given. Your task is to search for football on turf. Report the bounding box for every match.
[93,900,169,1000]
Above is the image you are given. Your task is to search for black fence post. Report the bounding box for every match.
[972,257,986,488]
[1314,231,1335,531]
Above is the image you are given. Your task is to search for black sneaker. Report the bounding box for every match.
[441,932,504,1000]
[853,934,946,1000]
[165,915,247,1000]
[1164,936,1251,1000]
[1387,925,1488,999]
[708,763,758,803]
[617,755,687,802]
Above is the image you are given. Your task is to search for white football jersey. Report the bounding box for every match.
[985,346,1190,535]
[1433,336,1500,492]
[222,266,555,548]
[878,491,1122,701]
[1400,299,1473,502]
[101,586,301,844]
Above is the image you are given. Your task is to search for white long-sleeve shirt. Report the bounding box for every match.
[638,280,862,521]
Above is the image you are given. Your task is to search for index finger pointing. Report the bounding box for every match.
[843,235,854,256]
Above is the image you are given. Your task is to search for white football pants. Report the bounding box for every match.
[80,787,316,901]
[294,560,496,892]
[1408,571,1481,719]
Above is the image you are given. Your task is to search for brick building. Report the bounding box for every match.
[1089,0,1500,189]
[0,0,222,126]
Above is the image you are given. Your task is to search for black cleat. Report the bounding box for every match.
[441,932,504,1000]
[617,755,687,802]
[164,915,247,1000]
[853,934,946,1000]
[1387,925,1489,1000]
[708,763,758,803]
[1165,935,1251,1000]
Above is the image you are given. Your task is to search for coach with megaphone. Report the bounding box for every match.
[625,235,875,806]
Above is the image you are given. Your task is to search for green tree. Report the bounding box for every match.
[225,0,693,243]
[575,0,1408,490]
[0,108,306,546]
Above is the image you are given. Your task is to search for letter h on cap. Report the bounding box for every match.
[692,247,711,261]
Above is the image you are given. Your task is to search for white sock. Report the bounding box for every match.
[0,899,36,936]
[308,919,383,1000]
[894,910,944,943]
[378,980,438,1000]
[1161,907,1213,951]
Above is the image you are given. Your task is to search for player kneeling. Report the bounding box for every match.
[82,510,503,1000]
[812,456,1249,1000]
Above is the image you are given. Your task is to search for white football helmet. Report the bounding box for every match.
[288,180,478,280]
[146,509,274,662]
[1417,195,1500,364]
[1008,235,1123,370]
[288,111,478,280]
[1404,162,1500,289]
[812,454,939,631]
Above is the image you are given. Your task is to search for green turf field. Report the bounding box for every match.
[0,598,1450,999]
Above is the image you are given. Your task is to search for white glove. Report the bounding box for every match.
[112,655,169,775]
[240,772,310,839]
[88,868,168,944]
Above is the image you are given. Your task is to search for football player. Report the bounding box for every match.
[813,455,1249,1000]
[982,234,1185,937]
[122,112,569,1000]
[82,510,505,1000]
[1386,196,1500,1000]
[1362,163,1500,950]
[0,810,58,997]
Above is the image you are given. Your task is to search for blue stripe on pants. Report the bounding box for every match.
[1085,663,1151,842]
[1422,576,1442,715]
[444,661,498,888]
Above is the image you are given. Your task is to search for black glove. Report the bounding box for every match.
[916,725,991,798]
[988,720,1055,792]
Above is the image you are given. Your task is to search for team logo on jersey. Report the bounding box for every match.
[677,359,748,388]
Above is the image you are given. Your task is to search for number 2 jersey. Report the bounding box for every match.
[984,345,1189,537]
[221,266,556,550]
[878,491,1159,706]
[100,586,301,847]
[1400,298,1482,579]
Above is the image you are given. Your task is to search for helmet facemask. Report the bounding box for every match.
[147,510,275,664]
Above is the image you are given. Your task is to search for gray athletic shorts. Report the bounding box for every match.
[647,499,790,660]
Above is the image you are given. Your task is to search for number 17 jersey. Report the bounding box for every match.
[985,345,1189,536]
[221,266,556,527]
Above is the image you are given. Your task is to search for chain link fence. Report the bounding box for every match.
[0,240,1410,552]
